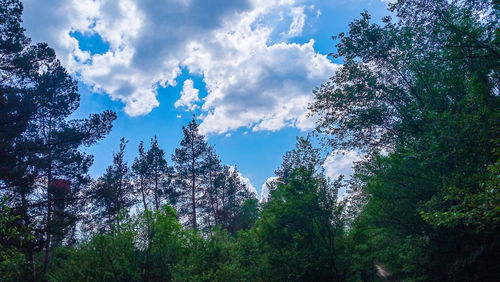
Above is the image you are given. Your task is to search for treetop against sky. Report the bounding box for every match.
[20,0,389,195]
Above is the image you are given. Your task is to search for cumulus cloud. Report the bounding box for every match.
[191,37,338,134]
[22,0,337,133]
[323,150,363,181]
[259,176,279,202]
[175,79,200,111]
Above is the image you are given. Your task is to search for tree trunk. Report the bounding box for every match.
[154,175,159,211]
[141,178,148,212]
[21,189,37,281]
[43,170,53,273]
[191,171,197,229]
[190,133,197,229]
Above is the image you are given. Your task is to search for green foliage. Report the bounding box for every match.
[48,218,139,281]
[0,202,30,281]
[236,198,260,231]
[47,170,353,281]
[48,205,261,282]
[91,138,135,230]
[173,228,244,281]
[2,0,499,280]
[310,0,500,280]
[140,205,185,281]
[258,168,347,281]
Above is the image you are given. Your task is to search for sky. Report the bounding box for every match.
[21,0,390,199]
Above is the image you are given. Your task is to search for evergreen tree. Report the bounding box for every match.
[264,135,326,202]
[258,168,345,281]
[132,141,150,211]
[0,0,32,190]
[146,136,175,211]
[133,137,176,213]
[92,138,134,230]
[0,0,116,276]
[171,117,209,229]
[201,146,223,228]
[213,166,257,233]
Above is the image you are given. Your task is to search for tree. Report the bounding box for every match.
[212,166,256,233]
[0,0,32,190]
[132,141,150,211]
[263,135,326,202]
[275,135,323,183]
[132,137,175,212]
[146,136,175,211]
[258,168,345,281]
[236,198,259,231]
[201,146,223,228]
[172,117,209,229]
[92,138,134,230]
[310,0,500,279]
[0,0,116,276]
[141,205,185,281]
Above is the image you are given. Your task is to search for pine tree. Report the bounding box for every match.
[146,136,174,211]
[212,166,256,233]
[132,141,150,211]
[133,137,176,212]
[201,146,222,228]
[0,0,116,275]
[171,117,208,229]
[0,0,32,190]
[92,138,134,230]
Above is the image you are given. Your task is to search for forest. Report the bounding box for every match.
[0,0,499,281]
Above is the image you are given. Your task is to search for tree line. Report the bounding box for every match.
[88,118,257,235]
[1,0,499,281]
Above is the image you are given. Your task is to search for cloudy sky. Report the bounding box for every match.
[21,0,389,198]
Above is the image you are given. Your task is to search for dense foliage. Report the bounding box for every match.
[310,0,500,280]
[1,0,498,281]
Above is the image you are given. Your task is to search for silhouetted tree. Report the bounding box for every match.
[92,138,134,230]
[0,0,116,276]
[146,136,175,210]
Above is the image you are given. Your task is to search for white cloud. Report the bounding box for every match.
[259,176,279,202]
[323,150,363,181]
[288,6,306,36]
[174,79,200,111]
[22,0,337,133]
[189,34,338,134]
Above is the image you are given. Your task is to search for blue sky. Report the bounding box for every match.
[21,0,390,197]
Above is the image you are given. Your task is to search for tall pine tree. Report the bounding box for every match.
[201,146,223,228]
[146,136,175,211]
[172,117,208,229]
[92,138,134,230]
[0,0,116,276]
[132,141,150,211]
